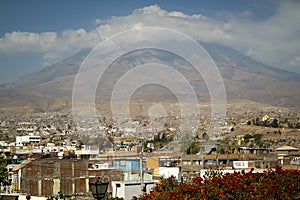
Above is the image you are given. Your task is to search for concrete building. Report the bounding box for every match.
[15,133,40,145]
[276,145,300,165]
[111,181,156,200]
[180,151,278,181]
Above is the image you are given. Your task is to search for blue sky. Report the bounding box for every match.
[0,0,276,36]
[0,0,299,84]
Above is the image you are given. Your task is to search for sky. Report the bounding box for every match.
[0,0,299,84]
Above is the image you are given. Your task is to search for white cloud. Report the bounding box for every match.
[0,31,57,53]
[0,3,299,74]
[220,0,300,72]
[246,48,258,58]
[0,27,105,65]
[289,56,300,66]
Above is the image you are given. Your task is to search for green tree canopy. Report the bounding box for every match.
[0,159,8,185]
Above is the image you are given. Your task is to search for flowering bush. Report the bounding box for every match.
[139,166,300,200]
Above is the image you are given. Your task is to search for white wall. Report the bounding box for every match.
[112,181,155,200]
[16,135,40,144]
[158,167,180,179]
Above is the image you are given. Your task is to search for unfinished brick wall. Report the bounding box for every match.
[20,158,124,196]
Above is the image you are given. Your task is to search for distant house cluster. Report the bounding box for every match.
[0,110,299,199]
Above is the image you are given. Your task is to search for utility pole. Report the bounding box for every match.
[140,139,144,195]
[200,145,204,168]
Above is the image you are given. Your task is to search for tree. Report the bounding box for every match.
[0,159,8,186]
[254,134,262,141]
[270,119,279,128]
[256,117,260,126]
[187,141,200,154]
[80,135,90,145]
[161,132,166,142]
[180,132,193,152]
[202,132,209,141]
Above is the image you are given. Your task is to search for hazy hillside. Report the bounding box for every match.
[0,43,300,110]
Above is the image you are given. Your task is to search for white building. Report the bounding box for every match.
[158,167,180,179]
[16,133,40,145]
[112,181,156,200]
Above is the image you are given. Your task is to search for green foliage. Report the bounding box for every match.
[0,159,8,185]
[179,132,193,152]
[243,134,253,143]
[203,168,224,179]
[288,122,294,128]
[253,134,262,141]
[161,133,166,142]
[153,132,172,144]
[80,135,90,145]
[186,141,200,154]
[270,119,279,128]
[47,191,71,200]
[202,132,209,141]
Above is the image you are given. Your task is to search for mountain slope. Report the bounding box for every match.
[203,43,300,81]
[202,43,300,108]
[0,49,90,98]
[0,43,300,109]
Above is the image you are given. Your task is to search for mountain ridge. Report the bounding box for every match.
[0,43,300,109]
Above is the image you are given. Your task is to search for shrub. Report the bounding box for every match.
[139,166,300,200]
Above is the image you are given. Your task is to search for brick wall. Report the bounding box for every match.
[20,158,124,196]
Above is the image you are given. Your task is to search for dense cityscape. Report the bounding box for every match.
[1,1,300,199]
[0,105,299,199]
